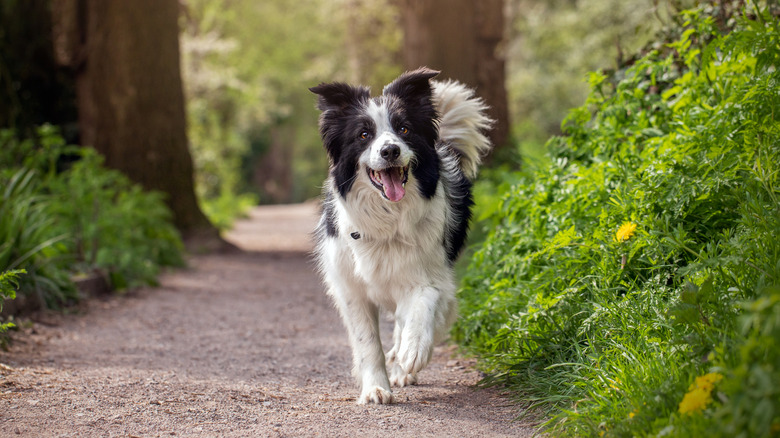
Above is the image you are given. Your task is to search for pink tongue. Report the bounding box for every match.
[380,169,405,202]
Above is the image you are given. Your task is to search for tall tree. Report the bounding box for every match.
[51,0,223,249]
[397,0,510,157]
[0,0,76,138]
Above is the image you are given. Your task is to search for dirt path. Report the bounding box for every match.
[0,203,535,437]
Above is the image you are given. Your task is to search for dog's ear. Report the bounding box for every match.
[382,67,440,104]
[310,82,370,112]
[309,82,369,171]
[383,67,440,148]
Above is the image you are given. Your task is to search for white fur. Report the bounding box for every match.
[432,80,493,179]
[316,80,490,404]
[363,100,414,170]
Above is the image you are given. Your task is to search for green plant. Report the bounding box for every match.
[0,269,25,334]
[456,4,780,436]
[0,168,75,307]
[0,126,184,306]
[45,148,184,288]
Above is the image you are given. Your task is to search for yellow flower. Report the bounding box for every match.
[615,222,638,242]
[693,372,723,393]
[679,387,712,414]
[678,372,723,415]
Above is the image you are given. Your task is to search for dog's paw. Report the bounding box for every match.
[358,386,395,405]
[397,334,433,376]
[389,367,417,387]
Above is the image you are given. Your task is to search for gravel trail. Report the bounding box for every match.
[0,203,535,437]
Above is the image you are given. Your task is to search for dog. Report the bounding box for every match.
[310,67,492,404]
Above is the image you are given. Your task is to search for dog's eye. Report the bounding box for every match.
[399,126,409,135]
[359,131,370,140]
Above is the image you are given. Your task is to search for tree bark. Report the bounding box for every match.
[397,0,510,159]
[52,0,225,250]
[0,0,77,138]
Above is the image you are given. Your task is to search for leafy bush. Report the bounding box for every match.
[456,5,779,437]
[0,167,75,307]
[0,269,24,334]
[0,126,184,307]
[44,148,184,289]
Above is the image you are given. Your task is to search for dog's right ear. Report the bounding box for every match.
[310,82,370,112]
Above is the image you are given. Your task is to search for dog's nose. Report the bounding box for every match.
[380,144,401,161]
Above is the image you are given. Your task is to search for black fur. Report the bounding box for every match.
[311,68,476,262]
[309,82,372,198]
[382,69,441,199]
[439,149,474,264]
[310,68,443,201]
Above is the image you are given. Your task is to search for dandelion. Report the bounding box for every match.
[615,222,638,242]
[678,372,723,415]
[694,372,723,392]
[615,222,637,269]
[678,387,711,414]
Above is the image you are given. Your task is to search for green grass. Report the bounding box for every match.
[456,5,780,437]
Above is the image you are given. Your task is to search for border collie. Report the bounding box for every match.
[310,67,492,404]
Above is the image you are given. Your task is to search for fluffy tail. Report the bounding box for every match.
[432,80,493,180]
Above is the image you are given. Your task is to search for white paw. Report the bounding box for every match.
[358,386,395,405]
[397,333,433,375]
[389,368,417,387]
[387,355,417,387]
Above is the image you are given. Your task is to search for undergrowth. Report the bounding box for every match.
[0,269,23,334]
[0,126,184,308]
[456,4,779,437]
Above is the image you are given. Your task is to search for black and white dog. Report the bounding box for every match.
[310,68,492,404]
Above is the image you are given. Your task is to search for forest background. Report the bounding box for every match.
[3,1,778,437]
[1,0,674,227]
[179,0,670,217]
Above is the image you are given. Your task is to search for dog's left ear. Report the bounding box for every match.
[382,67,440,105]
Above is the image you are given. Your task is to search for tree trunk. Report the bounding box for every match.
[398,0,510,159]
[0,0,77,138]
[52,0,226,250]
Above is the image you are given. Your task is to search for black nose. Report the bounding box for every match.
[380,144,401,161]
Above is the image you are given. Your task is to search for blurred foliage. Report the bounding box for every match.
[180,0,401,222]
[456,2,780,436]
[178,0,695,215]
[0,269,24,339]
[504,0,696,156]
[0,126,184,308]
[1,0,714,221]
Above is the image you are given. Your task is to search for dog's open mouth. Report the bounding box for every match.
[368,166,409,202]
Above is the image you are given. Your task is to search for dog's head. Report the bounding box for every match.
[310,68,441,202]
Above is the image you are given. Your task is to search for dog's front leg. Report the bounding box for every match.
[387,317,418,387]
[332,293,394,404]
[394,286,441,377]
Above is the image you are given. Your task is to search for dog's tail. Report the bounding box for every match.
[432,80,494,180]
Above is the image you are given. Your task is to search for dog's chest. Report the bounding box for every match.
[338,190,448,288]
